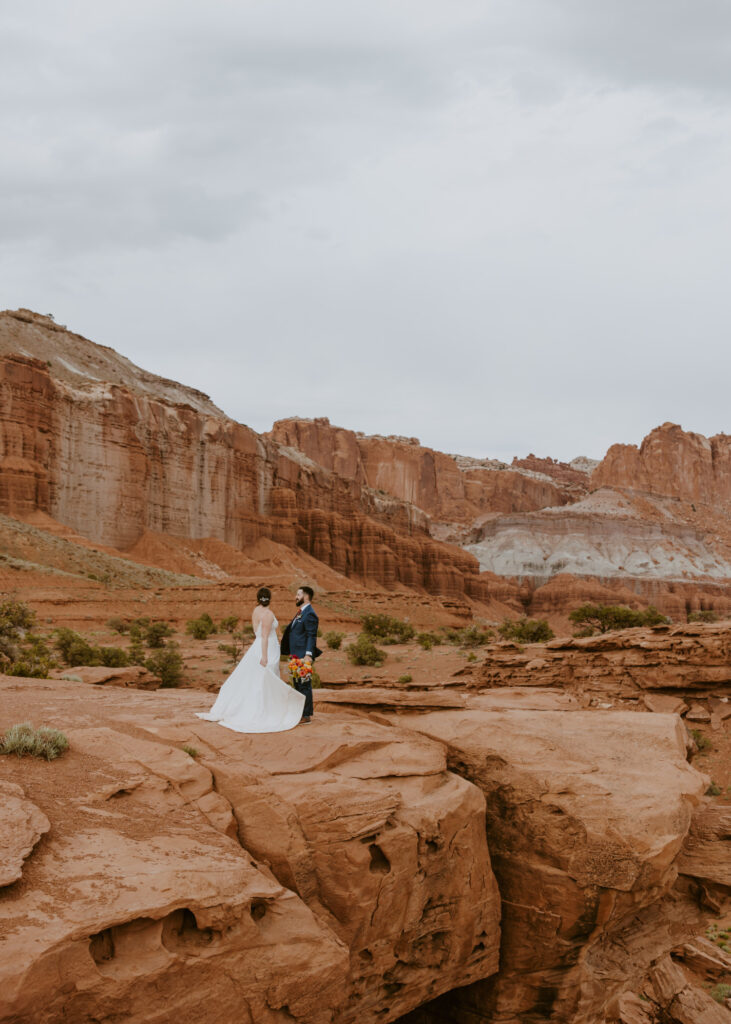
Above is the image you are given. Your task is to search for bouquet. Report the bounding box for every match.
[287,656,313,686]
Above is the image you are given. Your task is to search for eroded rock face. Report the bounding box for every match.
[0,313,491,599]
[592,422,731,506]
[316,691,707,1024]
[0,674,501,1024]
[0,781,50,887]
[474,623,731,697]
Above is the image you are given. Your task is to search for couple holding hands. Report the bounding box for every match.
[197,585,321,733]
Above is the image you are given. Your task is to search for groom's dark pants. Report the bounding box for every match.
[294,676,313,717]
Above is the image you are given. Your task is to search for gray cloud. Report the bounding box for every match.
[1,1,729,462]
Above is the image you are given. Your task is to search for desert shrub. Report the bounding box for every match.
[0,604,50,674]
[311,668,322,689]
[54,628,129,668]
[186,613,217,640]
[324,631,344,650]
[687,610,718,623]
[397,674,413,683]
[706,781,722,796]
[0,599,36,633]
[710,984,731,1004]
[218,629,251,666]
[416,631,442,650]
[569,604,669,634]
[498,618,554,643]
[182,744,199,759]
[218,615,239,633]
[346,634,387,667]
[96,646,130,667]
[106,617,129,633]
[144,621,175,648]
[467,652,477,662]
[361,614,415,644]
[146,643,184,687]
[443,626,494,647]
[0,722,69,760]
[690,728,712,752]
[5,635,54,678]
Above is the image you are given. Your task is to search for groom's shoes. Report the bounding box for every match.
[300,715,312,724]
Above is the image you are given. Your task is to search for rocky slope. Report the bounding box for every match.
[2,618,729,1023]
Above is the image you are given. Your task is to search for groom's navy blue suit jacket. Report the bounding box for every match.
[281,604,321,660]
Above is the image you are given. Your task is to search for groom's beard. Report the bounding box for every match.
[295,597,304,607]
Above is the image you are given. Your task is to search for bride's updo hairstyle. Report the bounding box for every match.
[256,587,272,607]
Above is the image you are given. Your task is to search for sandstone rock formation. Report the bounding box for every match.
[2,309,729,623]
[0,673,501,1024]
[0,781,50,886]
[0,311,491,600]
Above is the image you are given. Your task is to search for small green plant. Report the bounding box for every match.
[146,643,184,687]
[397,674,413,683]
[186,613,217,640]
[324,631,345,650]
[416,631,442,650]
[360,614,415,644]
[218,629,251,666]
[569,603,669,635]
[467,652,477,662]
[218,616,239,633]
[347,634,387,667]
[706,781,722,796]
[710,983,731,1004]
[687,610,718,623]
[690,728,712,752]
[106,617,129,634]
[498,618,554,643]
[182,744,199,759]
[0,722,69,760]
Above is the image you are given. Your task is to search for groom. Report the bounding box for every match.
[281,586,321,723]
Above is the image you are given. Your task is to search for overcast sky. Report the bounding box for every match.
[2,1,730,462]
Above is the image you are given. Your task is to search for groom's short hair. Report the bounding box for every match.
[300,585,314,601]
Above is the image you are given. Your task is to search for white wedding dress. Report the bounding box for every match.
[196,617,305,733]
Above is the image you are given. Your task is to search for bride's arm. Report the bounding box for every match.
[259,612,272,667]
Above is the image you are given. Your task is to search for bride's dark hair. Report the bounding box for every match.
[256,587,271,606]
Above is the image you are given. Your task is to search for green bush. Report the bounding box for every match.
[54,628,129,668]
[5,635,54,678]
[498,618,554,643]
[144,621,175,648]
[416,631,442,650]
[324,631,344,650]
[182,744,199,759]
[0,599,36,632]
[706,781,722,796]
[445,625,494,648]
[0,600,48,674]
[361,614,415,644]
[710,984,731,1004]
[569,604,669,634]
[106,617,129,634]
[688,610,718,623]
[397,674,413,683]
[346,634,387,667]
[186,613,217,640]
[0,722,69,760]
[218,616,239,633]
[146,643,184,687]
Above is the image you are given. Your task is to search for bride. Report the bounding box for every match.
[196,587,305,732]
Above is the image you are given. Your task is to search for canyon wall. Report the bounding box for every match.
[0,311,489,599]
